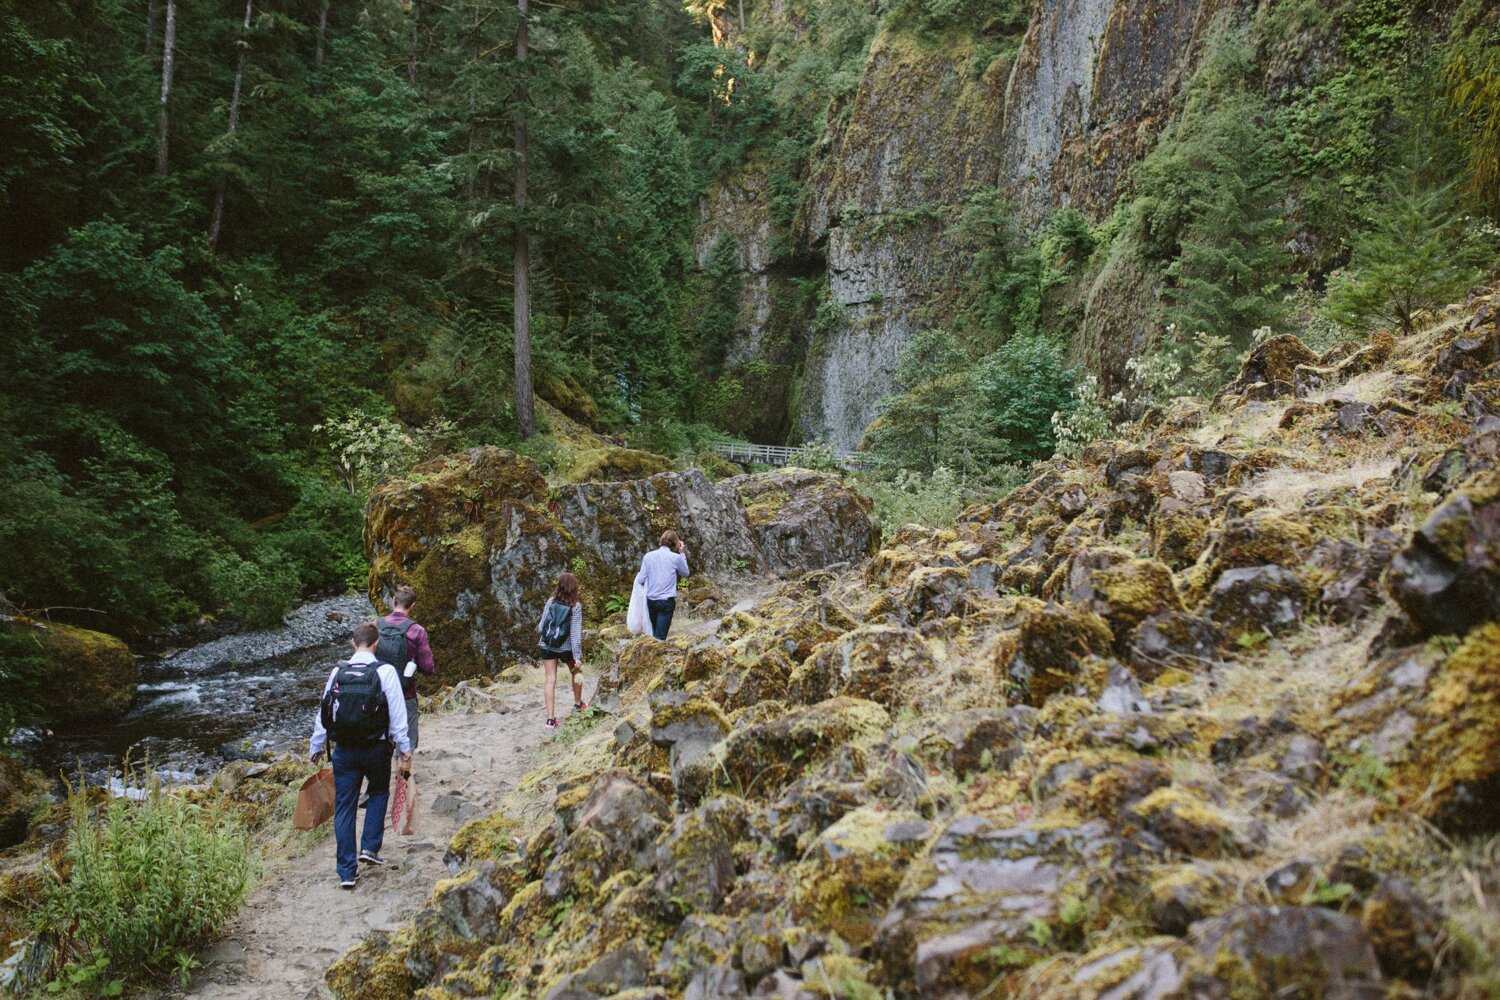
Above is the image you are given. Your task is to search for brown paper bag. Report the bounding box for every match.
[391,768,418,836]
[293,767,335,831]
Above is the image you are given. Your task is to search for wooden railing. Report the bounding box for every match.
[710,441,878,470]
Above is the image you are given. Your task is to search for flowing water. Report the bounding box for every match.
[23,595,375,783]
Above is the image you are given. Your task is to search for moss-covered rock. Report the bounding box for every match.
[1082,557,1184,647]
[564,447,675,484]
[787,624,935,708]
[1386,471,1500,636]
[790,808,928,947]
[541,771,669,902]
[995,602,1115,706]
[0,756,46,850]
[730,468,879,574]
[1201,565,1307,642]
[1178,905,1384,999]
[5,619,136,724]
[1231,334,1320,393]
[678,697,889,804]
[326,930,414,1000]
[871,817,1112,997]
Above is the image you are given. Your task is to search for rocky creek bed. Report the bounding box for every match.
[20,594,374,782]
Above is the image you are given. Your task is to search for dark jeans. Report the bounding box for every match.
[332,742,392,880]
[647,597,676,640]
[405,696,419,751]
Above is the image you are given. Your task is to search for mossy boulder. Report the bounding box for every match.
[1151,502,1210,570]
[652,795,750,914]
[1122,786,1246,859]
[790,808,928,947]
[1231,334,1319,396]
[1177,906,1383,999]
[1081,558,1184,647]
[729,468,879,574]
[995,602,1115,706]
[1388,624,1500,834]
[541,771,669,902]
[326,930,413,1000]
[1386,471,1500,636]
[565,447,675,484]
[678,697,889,804]
[787,625,935,708]
[1127,612,1221,679]
[870,818,1112,997]
[0,756,46,849]
[6,619,136,724]
[1201,565,1307,642]
[366,447,876,679]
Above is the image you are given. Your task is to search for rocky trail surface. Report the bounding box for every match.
[184,606,734,1000]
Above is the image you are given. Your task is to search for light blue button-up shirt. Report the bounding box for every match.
[635,546,690,600]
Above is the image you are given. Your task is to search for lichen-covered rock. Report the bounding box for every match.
[1178,906,1384,999]
[541,771,669,901]
[871,818,1112,997]
[1122,786,1247,859]
[1148,864,1235,936]
[790,808,928,947]
[366,447,876,679]
[649,692,731,793]
[326,931,413,1000]
[1386,471,1500,636]
[566,447,675,484]
[787,625,934,707]
[730,468,879,574]
[1201,565,1307,641]
[678,697,889,804]
[996,603,1115,706]
[1127,612,1221,678]
[5,619,136,724]
[1151,502,1210,570]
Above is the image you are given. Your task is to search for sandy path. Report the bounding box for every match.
[186,684,552,1000]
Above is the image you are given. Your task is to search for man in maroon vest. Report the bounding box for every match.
[375,585,435,750]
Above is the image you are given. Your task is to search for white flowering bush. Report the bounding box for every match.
[1051,375,1118,458]
[315,409,458,493]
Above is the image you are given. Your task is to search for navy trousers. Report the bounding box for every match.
[331,742,392,880]
[647,596,677,640]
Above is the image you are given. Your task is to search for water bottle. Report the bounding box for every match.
[404,660,417,679]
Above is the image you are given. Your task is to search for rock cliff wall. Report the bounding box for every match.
[701,0,1245,449]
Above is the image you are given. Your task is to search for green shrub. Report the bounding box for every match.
[864,466,966,537]
[38,782,255,993]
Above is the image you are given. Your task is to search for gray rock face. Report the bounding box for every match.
[542,771,669,902]
[1386,473,1500,636]
[366,450,878,678]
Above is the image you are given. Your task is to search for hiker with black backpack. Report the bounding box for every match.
[309,621,411,890]
[375,586,434,750]
[537,572,587,731]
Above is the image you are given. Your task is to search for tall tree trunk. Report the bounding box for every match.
[146,0,160,57]
[154,0,177,174]
[315,0,328,68]
[209,0,254,251]
[408,0,420,84]
[738,0,745,31]
[513,0,534,440]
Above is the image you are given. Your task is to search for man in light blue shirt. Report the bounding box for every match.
[635,529,690,640]
[310,621,411,889]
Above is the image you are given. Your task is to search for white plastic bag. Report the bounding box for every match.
[626,581,649,636]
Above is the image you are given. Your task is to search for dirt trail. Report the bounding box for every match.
[185,683,550,1000]
[184,603,738,1000]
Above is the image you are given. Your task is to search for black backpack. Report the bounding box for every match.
[320,661,390,744]
[540,601,572,651]
[375,617,416,670]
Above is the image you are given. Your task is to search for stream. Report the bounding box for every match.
[22,595,375,784]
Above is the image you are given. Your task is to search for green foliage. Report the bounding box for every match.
[1324,168,1490,332]
[1051,375,1116,459]
[867,329,1077,477]
[1444,28,1500,218]
[1129,35,1293,342]
[38,781,255,993]
[862,466,965,537]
